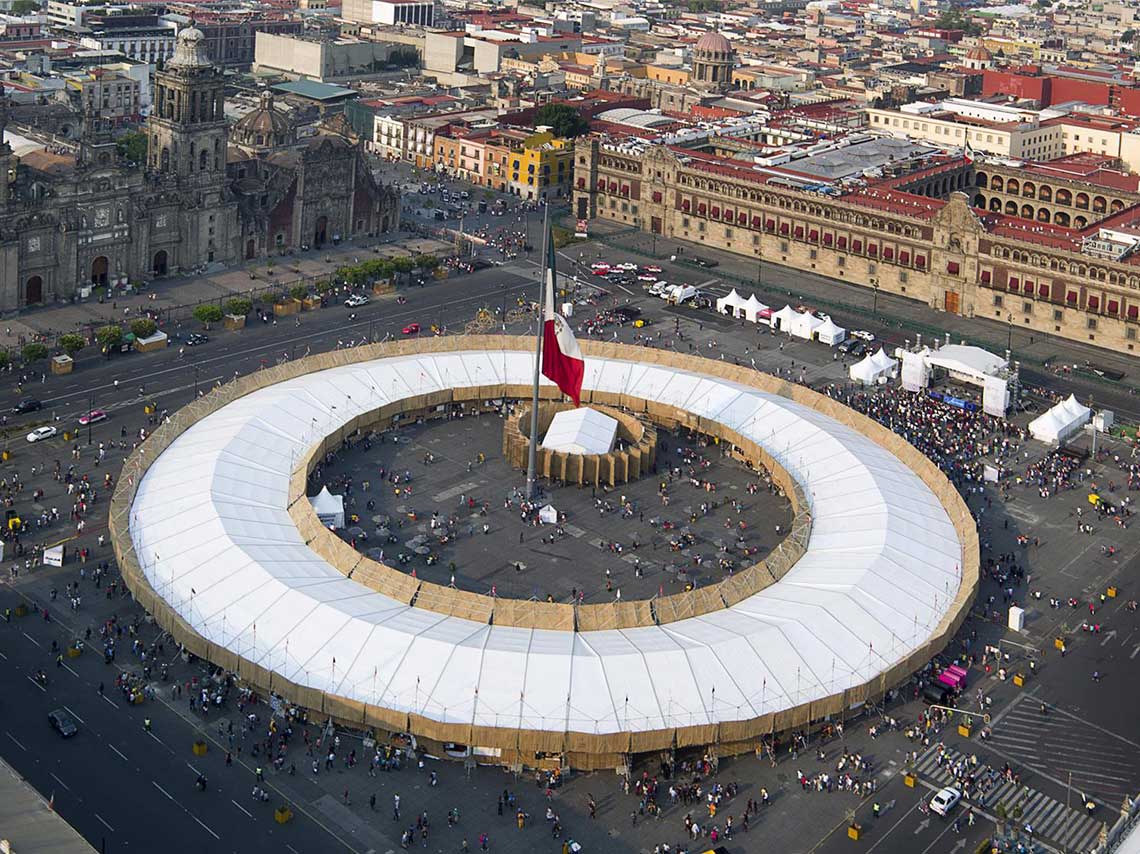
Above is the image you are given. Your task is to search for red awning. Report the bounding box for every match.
[1088,295,1099,310]
[838,236,847,249]
[853,240,862,252]
[980,270,991,283]
[1008,278,1019,291]
[1066,291,1078,304]
[780,223,790,235]
[1108,299,1119,314]
[752,216,762,228]
[947,261,960,274]
[682,199,691,211]
[765,219,775,230]
[916,256,926,268]
[794,226,804,238]
[823,233,833,246]
[1129,305,1139,319]
[652,191,662,203]
[809,230,819,241]
[882,247,893,260]
[1038,284,1048,298]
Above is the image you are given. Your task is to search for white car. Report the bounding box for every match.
[637,273,658,282]
[616,262,638,271]
[26,426,57,443]
[344,294,369,308]
[929,787,962,817]
[852,329,876,342]
[648,283,668,296]
[645,265,663,273]
[589,262,611,270]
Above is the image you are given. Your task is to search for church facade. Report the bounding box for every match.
[0,27,400,310]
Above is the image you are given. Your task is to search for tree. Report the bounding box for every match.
[533,103,590,139]
[289,284,308,301]
[21,342,47,363]
[9,0,41,15]
[192,304,223,326]
[95,325,123,351]
[225,297,252,316]
[58,333,86,356]
[0,351,9,370]
[130,318,157,339]
[391,256,415,274]
[116,130,148,164]
[413,254,440,271]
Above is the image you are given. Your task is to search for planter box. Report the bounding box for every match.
[302,297,320,311]
[433,267,449,280]
[273,299,301,317]
[50,355,73,375]
[904,773,916,788]
[135,331,169,353]
[1054,636,1066,651]
[847,825,861,840]
[1012,673,1025,688]
[372,280,395,296]
[192,741,208,756]
[957,724,972,738]
[274,807,293,825]
[224,314,247,331]
[1107,586,1117,598]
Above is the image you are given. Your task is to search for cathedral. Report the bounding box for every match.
[0,27,400,309]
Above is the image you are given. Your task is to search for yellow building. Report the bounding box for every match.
[508,131,572,201]
[646,64,691,86]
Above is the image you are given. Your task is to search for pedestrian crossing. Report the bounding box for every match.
[912,743,1102,853]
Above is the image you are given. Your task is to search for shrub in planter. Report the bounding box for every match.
[315,280,332,295]
[21,342,48,363]
[58,333,86,356]
[225,298,252,317]
[289,284,308,301]
[193,304,224,327]
[130,318,158,339]
[95,325,123,351]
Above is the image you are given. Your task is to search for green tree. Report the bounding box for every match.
[130,318,157,339]
[391,256,415,274]
[1123,28,1136,42]
[935,9,983,35]
[413,254,440,271]
[95,324,123,350]
[9,0,41,14]
[192,304,223,326]
[0,351,9,370]
[533,103,590,139]
[21,342,47,363]
[116,130,148,164]
[58,333,87,356]
[225,297,252,316]
[289,284,308,300]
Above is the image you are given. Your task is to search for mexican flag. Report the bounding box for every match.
[541,236,584,406]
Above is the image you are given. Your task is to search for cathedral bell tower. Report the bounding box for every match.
[0,94,14,209]
[147,27,227,186]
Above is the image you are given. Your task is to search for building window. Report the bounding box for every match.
[809,249,818,260]
[682,218,690,228]
[1087,318,1097,330]
[779,241,788,252]
[899,271,908,284]
[1023,301,1032,313]
[1053,309,1063,321]
[837,257,845,268]
[993,294,1003,307]
[1128,327,1137,340]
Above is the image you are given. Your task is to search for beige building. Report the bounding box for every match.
[866,103,1064,160]
[574,138,1140,356]
[253,31,417,82]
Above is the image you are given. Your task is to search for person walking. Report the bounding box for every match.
[393,793,401,821]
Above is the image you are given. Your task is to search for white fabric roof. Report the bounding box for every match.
[815,317,846,345]
[928,344,1007,380]
[129,350,964,734]
[740,294,769,321]
[871,348,897,372]
[849,355,879,384]
[310,487,344,522]
[772,304,798,330]
[1029,394,1090,444]
[791,312,825,340]
[541,407,618,455]
[716,288,745,313]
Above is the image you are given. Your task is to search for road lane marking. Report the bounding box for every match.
[62,705,85,724]
[231,799,253,817]
[21,632,39,647]
[109,744,128,761]
[192,815,220,840]
[95,814,115,832]
[186,763,201,776]
[5,732,26,751]
[102,695,119,709]
[26,676,45,692]
[50,772,70,791]
[146,730,163,745]
[152,781,173,800]
[60,662,80,678]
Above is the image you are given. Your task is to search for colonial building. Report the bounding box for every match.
[574,137,1140,355]
[0,27,399,309]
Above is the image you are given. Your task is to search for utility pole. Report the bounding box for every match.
[87,390,94,446]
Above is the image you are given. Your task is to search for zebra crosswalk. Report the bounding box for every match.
[912,743,1102,853]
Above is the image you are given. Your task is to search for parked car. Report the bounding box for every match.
[12,398,41,414]
[27,426,57,443]
[839,339,866,357]
[402,323,421,335]
[78,410,107,426]
[185,333,209,347]
[929,787,962,817]
[851,329,876,342]
[48,709,79,738]
[344,294,370,308]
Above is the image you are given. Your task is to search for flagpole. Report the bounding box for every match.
[525,204,550,500]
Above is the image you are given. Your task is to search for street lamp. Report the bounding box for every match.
[193,365,200,398]
[871,278,880,316]
[87,390,94,446]
[1006,312,1013,353]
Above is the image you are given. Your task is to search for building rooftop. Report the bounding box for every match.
[272,80,357,102]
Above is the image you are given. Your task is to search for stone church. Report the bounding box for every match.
[0,27,400,309]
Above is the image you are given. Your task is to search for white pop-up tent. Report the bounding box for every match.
[741,294,770,323]
[791,311,824,340]
[771,304,798,332]
[849,354,879,385]
[716,289,746,317]
[542,407,618,455]
[814,316,846,346]
[310,486,345,529]
[1028,394,1091,444]
[538,504,558,525]
[870,347,898,378]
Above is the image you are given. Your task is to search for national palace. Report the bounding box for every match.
[573,135,1140,356]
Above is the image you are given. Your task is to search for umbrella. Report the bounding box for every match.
[372,514,390,526]
[365,548,385,561]
[414,545,431,556]
[404,537,423,548]
[348,526,365,539]
[376,527,390,538]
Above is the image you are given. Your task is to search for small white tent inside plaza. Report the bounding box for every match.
[849,355,879,385]
[740,294,769,323]
[310,487,345,528]
[871,348,898,378]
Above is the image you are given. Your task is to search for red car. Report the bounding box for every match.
[402,323,421,335]
[78,409,107,426]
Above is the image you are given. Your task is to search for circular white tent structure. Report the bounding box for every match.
[112,337,976,765]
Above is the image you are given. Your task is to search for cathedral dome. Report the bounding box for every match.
[233,90,293,151]
[965,45,993,62]
[169,26,212,69]
[694,31,732,56]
